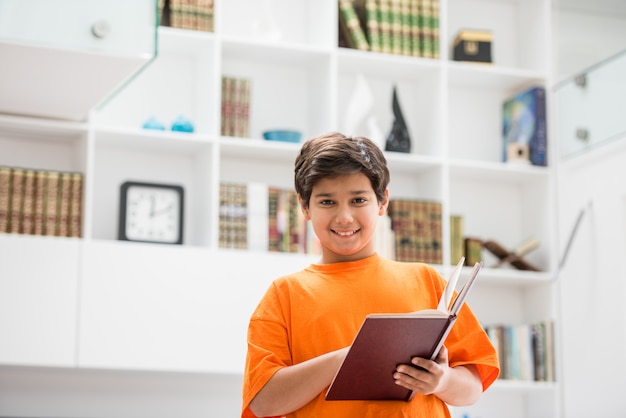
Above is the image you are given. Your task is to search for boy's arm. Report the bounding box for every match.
[393,345,483,406]
[249,347,349,417]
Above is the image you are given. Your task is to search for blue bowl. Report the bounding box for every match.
[262,130,302,143]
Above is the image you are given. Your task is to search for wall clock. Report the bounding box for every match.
[118,181,184,244]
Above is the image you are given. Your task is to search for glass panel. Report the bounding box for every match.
[0,0,157,57]
[0,0,158,121]
[555,50,626,159]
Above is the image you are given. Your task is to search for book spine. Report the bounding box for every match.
[68,172,83,238]
[420,0,433,59]
[0,166,11,233]
[409,0,420,57]
[287,190,300,253]
[449,214,464,265]
[57,171,72,237]
[400,0,412,56]
[43,171,60,236]
[8,167,26,234]
[531,87,547,167]
[21,169,36,236]
[378,0,392,54]
[365,0,381,52]
[431,0,440,58]
[277,188,289,252]
[237,78,251,138]
[414,200,426,262]
[32,170,46,235]
[221,76,233,136]
[267,187,281,252]
[230,78,243,137]
[339,0,370,51]
[428,201,442,264]
[389,0,402,55]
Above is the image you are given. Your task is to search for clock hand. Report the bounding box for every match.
[152,204,174,216]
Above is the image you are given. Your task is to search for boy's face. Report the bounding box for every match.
[300,172,388,264]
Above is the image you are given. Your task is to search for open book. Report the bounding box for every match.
[325,258,483,402]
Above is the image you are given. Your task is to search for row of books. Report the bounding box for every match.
[0,166,83,238]
[339,0,440,59]
[221,76,251,138]
[159,0,214,32]
[386,198,442,264]
[218,182,321,254]
[485,320,556,382]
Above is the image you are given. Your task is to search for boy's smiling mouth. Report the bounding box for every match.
[332,229,360,237]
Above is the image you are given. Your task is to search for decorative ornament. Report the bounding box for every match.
[384,86,411,153]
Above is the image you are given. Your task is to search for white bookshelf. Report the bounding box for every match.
[0,1,559,417]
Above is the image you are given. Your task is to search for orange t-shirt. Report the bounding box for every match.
[242,253,499,418]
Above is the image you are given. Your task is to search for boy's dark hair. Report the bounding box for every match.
[294,132,390,208]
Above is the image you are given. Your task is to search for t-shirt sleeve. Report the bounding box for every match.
[446,303,500,391]
[241,283,292,418]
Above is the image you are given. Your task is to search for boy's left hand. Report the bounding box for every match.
[393,345,451,396]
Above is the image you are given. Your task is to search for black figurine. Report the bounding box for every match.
[385,86,411,153]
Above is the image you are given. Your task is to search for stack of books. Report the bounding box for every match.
[485,320,556,383]
[159,0,214,32]
[0,166,83,238]
[221,76,252,138]
[338,0,440,59]
[387,198,442,264]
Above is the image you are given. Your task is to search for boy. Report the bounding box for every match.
[242,132,499,417]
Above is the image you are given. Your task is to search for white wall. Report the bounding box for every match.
[556,134,626,417]
[552,3,626,81]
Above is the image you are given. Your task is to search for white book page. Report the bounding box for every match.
[437,257,465,312]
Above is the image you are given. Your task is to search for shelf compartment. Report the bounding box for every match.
[91,129,215,246]
[449,163,552,273]
[0,115,88,173]
[221,40,333,141]
[220,0,335,49]
[95,27,218,135]
[337,50,443,158]
[447,79,548,164]
[446,0,549,74]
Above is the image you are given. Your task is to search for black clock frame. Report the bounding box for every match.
[118,181,184,245]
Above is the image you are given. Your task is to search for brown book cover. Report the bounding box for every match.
[21,169,36,235]
[43,171,60,236]
[8,167,26,234]
[68,172,84,238]
[267,187,281,252]
[326,258,482,401]
[57,171,72,237]
[32,170,46,235]
[0,166,11,233]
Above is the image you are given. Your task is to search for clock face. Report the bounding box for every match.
[119,182,184,244]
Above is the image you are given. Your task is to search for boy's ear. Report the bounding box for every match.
[298,194,311,220]
[379,189,389,216]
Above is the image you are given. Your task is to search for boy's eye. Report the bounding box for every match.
[320,199,334,206]
[353,198,366,204]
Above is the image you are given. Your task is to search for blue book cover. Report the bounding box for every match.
[502,86,547,166]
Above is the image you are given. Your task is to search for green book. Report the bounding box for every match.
[431,0,440,58]
[390,0,403,55]
[365,0,381,52]
[339,0,370,51]
[378,0,393,54]
[421,0,433,59]
[400,0,412,56]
